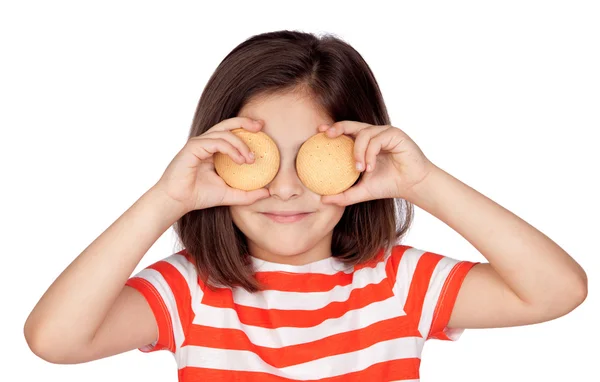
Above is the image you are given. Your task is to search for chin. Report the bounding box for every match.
[251,234,317,257]
[230,205,344,258]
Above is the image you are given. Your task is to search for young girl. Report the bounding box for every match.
[24,30,587,381]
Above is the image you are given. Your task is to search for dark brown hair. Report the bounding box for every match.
[173,30,414,292]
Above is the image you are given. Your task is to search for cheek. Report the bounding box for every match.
[321,202,345,216]
[229,207,270,239]
[317,204,345,230]
[229,206,250,232]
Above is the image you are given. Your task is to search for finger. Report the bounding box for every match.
[317,123,335,135]
[208,116,264,134]
[365,128,405,172]
[202,130,255,163]
[188,137,246,164]
[320,183,374,206]
[323,120,374,138]
[223,187,270,206]
[352,125,388,172]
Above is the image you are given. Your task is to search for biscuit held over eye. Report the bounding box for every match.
[214,128,280,191]
[296,132,361,195]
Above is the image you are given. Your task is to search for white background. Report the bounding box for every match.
[2,1,598,381]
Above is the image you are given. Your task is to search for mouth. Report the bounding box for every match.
[259,211,314,223]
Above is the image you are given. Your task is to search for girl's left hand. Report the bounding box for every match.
[318,121,436,206]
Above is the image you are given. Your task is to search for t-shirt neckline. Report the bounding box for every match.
[249,253,345,274]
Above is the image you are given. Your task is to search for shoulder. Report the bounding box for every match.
[128,248,200,294]
[150,248,198,277]
[382,244,477,294]
[381,244,479,341]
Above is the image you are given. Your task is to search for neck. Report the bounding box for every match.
[247,234,333,265]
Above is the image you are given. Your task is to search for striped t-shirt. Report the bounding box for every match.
[125,244,479,381]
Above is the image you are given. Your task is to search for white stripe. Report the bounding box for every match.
[162,253,203,315]
[418,256,463,340]
[179,337,423,379]
[251,254,355,274]
[392,247,424,307]
[135,268,186,358]
[132,252,202,364]
[231,258,389,310]
[192,295,407,348]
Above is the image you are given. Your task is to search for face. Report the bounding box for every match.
[231,91,345,265]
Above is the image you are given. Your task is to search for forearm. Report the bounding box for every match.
[404,163,587,306]
[24,186,187,348]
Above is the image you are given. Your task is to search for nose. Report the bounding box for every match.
[266,156,304,201]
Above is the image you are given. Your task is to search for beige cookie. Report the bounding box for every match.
[213,128,280,191]
[296,132,361,195]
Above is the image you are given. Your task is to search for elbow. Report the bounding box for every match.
[24,325,50,363]
[529,269,588,323]
[568,263,588,309]
[572,271,588,307]
[570,259,588,307]
[24,321,76,364]
[539,272,588,320]
[559,271,588,315]
[24,324,57,364]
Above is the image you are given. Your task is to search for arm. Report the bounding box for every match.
[24,186,188,363]
[404,164,588,329]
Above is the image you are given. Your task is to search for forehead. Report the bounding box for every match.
[237,92,333,151]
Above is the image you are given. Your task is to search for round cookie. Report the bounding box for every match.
[214,128,280,191]
[296,132,361,195]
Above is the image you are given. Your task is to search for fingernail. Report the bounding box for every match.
[327,127,335,134]
[356,162,363,171]
[366,164,372,172]
[249,151,255,159]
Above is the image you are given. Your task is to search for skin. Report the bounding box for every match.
[312,118,588,330]
[25,88,587,365]
[232,91,346,265]
[235,89,588,329]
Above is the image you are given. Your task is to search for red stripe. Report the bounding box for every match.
[125,277,175,352]
[185,248,389,294]
[178,357,421,381]
[148,259,193,333]
[403,252,442,322]
[201,279,395,328]
[384,245,410,286]
[253,270,354,292]
[352,247,386,271]
[185,314,417,367]
[125,254,194,352]
[428,261,479,340]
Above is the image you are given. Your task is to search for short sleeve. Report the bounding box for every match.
[125,250,198,353]
[386,245,480,342]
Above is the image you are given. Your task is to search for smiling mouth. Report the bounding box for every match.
[260,212,313,223]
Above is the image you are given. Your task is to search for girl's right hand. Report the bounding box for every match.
[153,117,271,213]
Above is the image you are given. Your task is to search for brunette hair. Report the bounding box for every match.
[173,30,414,292]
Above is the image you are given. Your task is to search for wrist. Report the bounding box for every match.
[145,185,190,221]
[403,163,444,205]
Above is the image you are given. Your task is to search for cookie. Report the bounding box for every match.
[296,132,361,195]
[213,128,280,191]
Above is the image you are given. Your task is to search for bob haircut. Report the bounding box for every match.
[173,30,414,293]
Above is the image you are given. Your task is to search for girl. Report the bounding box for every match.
[24,30,587,381]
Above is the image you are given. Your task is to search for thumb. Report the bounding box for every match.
[223,187,270,206]
[321,184,371,206]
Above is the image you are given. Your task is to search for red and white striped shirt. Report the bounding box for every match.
[125,244,479,381]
